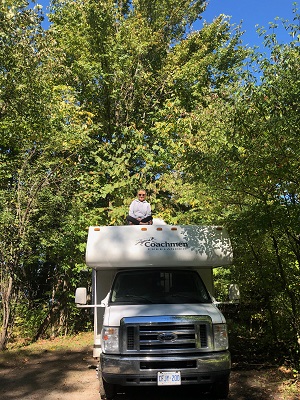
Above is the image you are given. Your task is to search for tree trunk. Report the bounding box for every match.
[0,275,13,350]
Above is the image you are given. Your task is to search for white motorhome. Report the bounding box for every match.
[76,222,236,399]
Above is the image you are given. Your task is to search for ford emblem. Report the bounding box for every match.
[157,332,177,342]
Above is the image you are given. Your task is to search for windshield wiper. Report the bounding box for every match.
[168,293,207,303]
[117,294,153,304]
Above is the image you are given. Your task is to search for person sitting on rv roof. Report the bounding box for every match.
[126,189,153,225]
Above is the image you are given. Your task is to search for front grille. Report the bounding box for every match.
[127,326,135,350]
[121,316,212,354]
[140,360,197,369]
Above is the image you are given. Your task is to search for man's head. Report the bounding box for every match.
[137,189,146,200]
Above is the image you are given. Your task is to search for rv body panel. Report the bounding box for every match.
[86,225,233,269]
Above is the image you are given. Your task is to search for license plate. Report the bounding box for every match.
[157,371,181,386]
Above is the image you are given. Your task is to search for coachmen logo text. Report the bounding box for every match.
[136,237,188,250]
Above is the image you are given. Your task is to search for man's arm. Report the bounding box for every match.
[145,202,152,217]
[128,201,135,217]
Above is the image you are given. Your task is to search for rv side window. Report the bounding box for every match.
[110,270,211,305]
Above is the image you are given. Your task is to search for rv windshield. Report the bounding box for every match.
[110,269,211,304]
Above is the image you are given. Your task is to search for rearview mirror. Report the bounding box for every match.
[75,287,87,305]
[228,284,240,302]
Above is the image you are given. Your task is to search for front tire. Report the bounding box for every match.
[211,377,230,399]
[99,378,117,400]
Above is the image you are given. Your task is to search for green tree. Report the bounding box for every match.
[0,0,92,348]
[181,8,300,365]
[49,0,245,224]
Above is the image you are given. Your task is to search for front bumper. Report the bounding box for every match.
[100,351,231,386]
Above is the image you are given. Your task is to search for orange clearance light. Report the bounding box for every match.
[141,227,148,231]
[171,227,177,231]
[94,227,100,231]
[156,227,162,231]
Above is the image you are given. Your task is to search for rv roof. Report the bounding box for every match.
[85,225,233,270]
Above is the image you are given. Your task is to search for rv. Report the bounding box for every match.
[75,222,237,399]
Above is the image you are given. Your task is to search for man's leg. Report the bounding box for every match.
[126,215,140,225]
[140,216,153,224]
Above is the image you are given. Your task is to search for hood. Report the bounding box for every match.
[103,303,225,326]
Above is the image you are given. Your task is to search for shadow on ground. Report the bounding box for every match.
[0,348,99,400]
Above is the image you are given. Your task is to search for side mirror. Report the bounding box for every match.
[101,292,110,307]
[75,287,87,305]
[228,284,240,302]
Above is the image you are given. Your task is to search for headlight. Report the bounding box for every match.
[101,326,119,354]
[213,324,228,350]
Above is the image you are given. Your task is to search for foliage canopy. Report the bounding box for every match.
[0,0,300,368]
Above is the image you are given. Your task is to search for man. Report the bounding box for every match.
[126,189,153,225]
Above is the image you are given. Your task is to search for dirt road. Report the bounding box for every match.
[0,347,99,400]
[0,337,298,400]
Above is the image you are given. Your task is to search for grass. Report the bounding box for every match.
[0,331,94,366]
